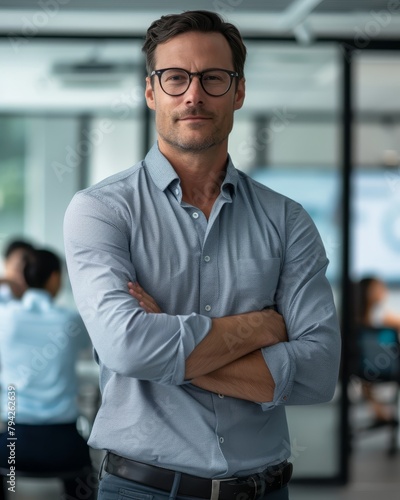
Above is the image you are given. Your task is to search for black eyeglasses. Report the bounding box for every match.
[150,68,239,97]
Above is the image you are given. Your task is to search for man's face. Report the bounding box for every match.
[145,31,245,155]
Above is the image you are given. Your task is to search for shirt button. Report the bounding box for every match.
[192,212,199,219]
[175,188,179,195]
[205,305,211,312]
[218,394,224,399]
[204,256,211,262]
[219,437,224,444]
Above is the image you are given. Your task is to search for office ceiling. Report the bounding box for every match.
[1,0,400,38]
[0,0,396,14]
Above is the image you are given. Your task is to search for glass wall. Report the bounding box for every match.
[352,52,400,285]
[0,39,145,304]
[0,117,25,250]
[349,51,400,452]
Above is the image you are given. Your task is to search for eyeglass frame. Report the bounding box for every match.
[149,67,240,97]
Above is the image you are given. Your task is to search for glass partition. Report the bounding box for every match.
[349,51,400,455]
[0,39,145,302]
[0,117,25,260]
[352,52,400,285]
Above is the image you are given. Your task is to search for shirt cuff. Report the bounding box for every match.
[259,343,295,410]
[170,313,212,386]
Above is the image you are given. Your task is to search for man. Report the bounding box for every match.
[0,239,34,302]
[64,10,341,500]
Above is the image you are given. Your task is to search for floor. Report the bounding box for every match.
[292,447,400,499]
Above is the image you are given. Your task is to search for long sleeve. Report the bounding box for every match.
[261,206,341,409]
[63,191,211,386]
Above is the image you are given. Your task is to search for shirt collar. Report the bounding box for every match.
[144,144,180,193]
[22,289,53,311]
[144,143,239,199]
[0,283,12,301]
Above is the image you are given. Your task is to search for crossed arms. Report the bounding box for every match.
[64,192,341,408]
[128,282,287,403]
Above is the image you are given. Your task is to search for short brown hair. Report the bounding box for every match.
[142,10,247,78]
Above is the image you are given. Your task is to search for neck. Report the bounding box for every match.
[159,142,228,218]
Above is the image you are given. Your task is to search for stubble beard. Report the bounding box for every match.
[160,130,222,153]
[158,108,230,154]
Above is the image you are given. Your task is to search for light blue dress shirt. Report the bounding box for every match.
[0,284,12,304]
[64,144,341,478]
[0,289,90,424]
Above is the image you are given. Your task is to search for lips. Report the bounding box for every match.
[176,109,213,121]
[180,115,211,120]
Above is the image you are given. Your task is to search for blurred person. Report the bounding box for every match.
[64,10,341,500]
[358,277,400,331]
[355,276,400,425]
[0,239,34,301]
[0,248,95,500]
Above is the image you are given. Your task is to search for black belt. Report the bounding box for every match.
[104,452,292,500]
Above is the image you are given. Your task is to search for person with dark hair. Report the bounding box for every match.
[357,277,400,331]
[354,276,400,425]
[0,238,35,301]
[64,10,341,500]
[0,248,95,500]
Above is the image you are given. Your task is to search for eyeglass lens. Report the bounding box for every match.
[160,69,232,96]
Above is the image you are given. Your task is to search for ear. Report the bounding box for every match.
[145,77,156,111]
[46,271,62,298]
[234,77,245,111]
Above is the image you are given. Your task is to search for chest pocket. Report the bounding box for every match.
[237,258,281,313]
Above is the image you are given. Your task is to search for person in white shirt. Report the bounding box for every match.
[0,248,95,500]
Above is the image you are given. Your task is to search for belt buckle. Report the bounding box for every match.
[210,478,234,500]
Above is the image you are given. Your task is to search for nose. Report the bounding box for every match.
[184,75,205,105]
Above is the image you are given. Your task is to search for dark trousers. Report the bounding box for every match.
[0,422,96,499]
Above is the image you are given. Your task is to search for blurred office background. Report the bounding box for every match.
[1,1,400,499]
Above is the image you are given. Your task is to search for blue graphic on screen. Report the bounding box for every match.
[251,167,400,284]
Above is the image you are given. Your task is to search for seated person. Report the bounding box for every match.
[355,276,400,425]
[0,239,34,302]
[0,248,95,500]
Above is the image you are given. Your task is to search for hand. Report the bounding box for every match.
[128,282,162,313]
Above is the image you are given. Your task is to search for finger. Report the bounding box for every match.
[127,282,162,313]
[139,292,161,313]
[129,288,141,299]
[138,300,152,313]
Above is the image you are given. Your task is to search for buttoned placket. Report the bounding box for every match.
[189,196,235,453]
[176,186,234,454]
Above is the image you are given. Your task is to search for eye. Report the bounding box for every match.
[168,74,185,82]
[203,72,224,82]
[163,70,188,84]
